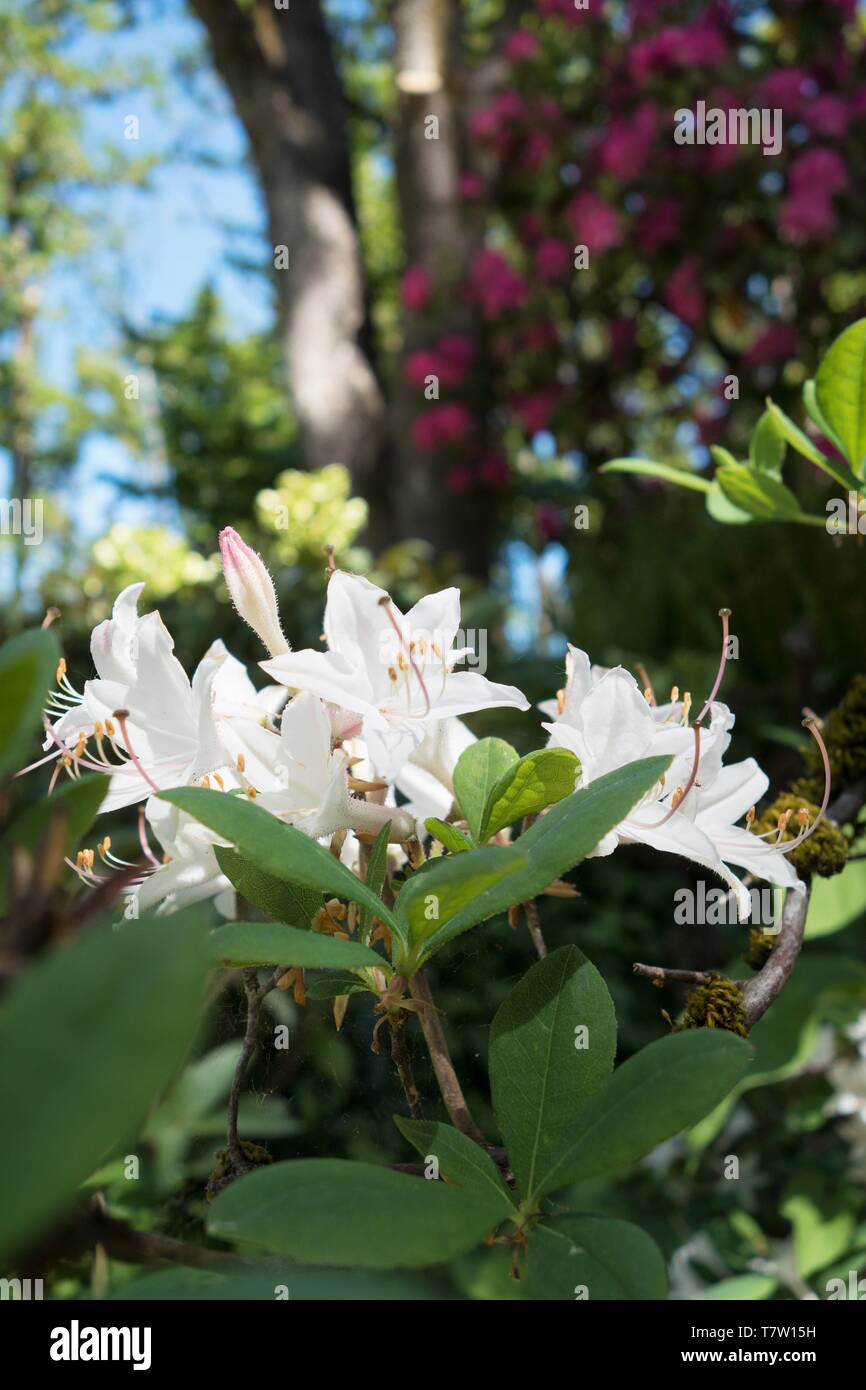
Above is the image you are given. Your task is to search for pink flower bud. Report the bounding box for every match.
[219,528,289,657]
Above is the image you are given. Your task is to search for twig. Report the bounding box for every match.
[632,963,722,986]
[226,969,263,1172]
[409,968,486,1144]
[388,1013,424,1120]
[523,899,547,959]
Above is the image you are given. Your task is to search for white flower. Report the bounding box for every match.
[262,571,528,778]
[46,585,281,812]
[542,645,802,918]
[394,717,477,828]
[128,796,236,918]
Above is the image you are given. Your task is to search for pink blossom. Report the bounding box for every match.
[438,334,476,375]
[524,319,559,352]
[519,131,554,172]
[744,324,799,367]
[598,103,657,182]
[758,68,810,113]
[534,238,572,281]
[492,89,526,123]
[513,388,562,435]
[806,94,850,138]
[518,212,544,246]
[401,264,432,313]
[779,190,837,243]
[665,256,704,328]
[457,171,484,199]
[404,351,442,390]
[479,451,509,489]
[504,30,539,63]
[411,403,473,452]
[638,196,682,254]
[468,106,499,143]
[789,148,848,195]
[470,249,528,319]
[565,191,623,255]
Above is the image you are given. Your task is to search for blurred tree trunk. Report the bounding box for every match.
[189,0,499,574]
[188,0,387,496]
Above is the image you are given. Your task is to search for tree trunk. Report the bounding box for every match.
[188,0,387,494]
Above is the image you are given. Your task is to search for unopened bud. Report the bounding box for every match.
[219,527,290,657]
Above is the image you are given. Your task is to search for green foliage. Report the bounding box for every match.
[815,318,866,477]
[209,921,386,971]
[0,627,59,779]
[393,1116,516,1218]
[0,911,209,1261]
[489,946,616,1200]
[525,1215,667,1301]
[205,1158,499,1269]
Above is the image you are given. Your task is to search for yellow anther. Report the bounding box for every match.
[236,752,245,773]
[798,807,810,828]
[643,687,653,703]
[746,806,756,829]
[94,721,103,739]
[105,718,115,737]
[397,651,408,671]
[246,786,258,799]
[200,774,211,789]
[681,691,692,722]
[388,665,398,682]
[671,785,685,810]
[56,657,67,681]
[213,772,225,790]
[557,687,566,715]
[431,642,442,660]
[74,731,87,758]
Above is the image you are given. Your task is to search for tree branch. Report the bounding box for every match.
[226,969,263,1172]
[388,1012,424,1120]
[408,968,485,1144]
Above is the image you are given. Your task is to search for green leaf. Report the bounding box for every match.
[214,847,321,928]
[709,445,741,470]
[716,463,817,524]
[600,457,712,492]
[703,1274,777,1301]
[806,861,866,939]
[0,628,59,782]
[161,787,399,938]
[489,946,616,1201]
[525,1215,667,1300]
[424,819,473,854]
[359,820,391,941]
[453,738,518,843]
[705,480,754,526]
[110,1266,450,1301]
[748,409,785,478]
[397,756,671,968]
[209,921,387,971]
[535,1029,753,1198]
[803,379,847,455]
[781,1173,856,1279]
[393,1117,516,1218]
[0,912,208,1261]
[206,1159,499,1268]
[0,774,108,915]
[815,317,866,475]
[765,398,859,490]
[479,748,579,841]
[305,974,373,1000]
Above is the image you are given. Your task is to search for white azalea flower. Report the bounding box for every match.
[261,571,528,779]
[44,584,281,812]
[127,796,236,919]
[394,717,477,829]
[542,646,803,919]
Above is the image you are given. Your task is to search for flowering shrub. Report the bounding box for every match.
[1,518,853,1297]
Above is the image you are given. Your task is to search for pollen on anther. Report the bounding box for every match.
[746,806,756,829]
[388,665,398,682]
[236,752,245,773]
[213,772,225,790]
[56,658,67,682]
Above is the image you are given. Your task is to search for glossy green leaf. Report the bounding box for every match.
[806,861,866,939]
[815,317,866,475]
[397,756,671,967]
[489,946,616,1201]
[600,457,712,492]
[0,628,59,782]
[480,748,579,841]
[705,480,754,525]
[0,911,208,1261]
[110,1266,450,1301]
[453,738,518,843]
[703,1274,777,1301]
[161,787,399,937]
[748,409,785,478]
[394,1117,516,1218]
[765,398,858,490]
[206,1159,498,1268]
[214,846,321,928]
[424,818,472,854]
[210,921,387,971]
[526,1215,667,1300]
[716,463,818,523]
[535,1029,753,1198]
